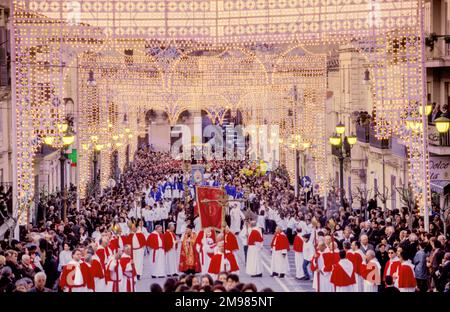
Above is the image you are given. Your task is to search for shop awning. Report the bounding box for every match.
[430,180,450,195]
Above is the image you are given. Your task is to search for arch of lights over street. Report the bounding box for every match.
[11,0,430,229]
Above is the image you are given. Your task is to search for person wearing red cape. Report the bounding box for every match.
[119,245,137,292]
[330,250,356,292]
[195,227,217,274]
[270,226,290,278]
[164,222,179,276]
[208,240,239,279]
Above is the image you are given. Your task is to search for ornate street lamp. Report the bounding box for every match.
[329,123,355,209]
[335,122,346,135]
[346,133,357,146]
[43,119,76,221]
[418,103,433,116]
[435,116,450,134]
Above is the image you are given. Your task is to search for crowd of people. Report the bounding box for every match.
[0,147,449,293]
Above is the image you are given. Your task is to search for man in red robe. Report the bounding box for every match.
[312,241,334,292]
[223,226,239,253]
[397,250,417,292]
[361,250,381,292]
[179,224,201,274]
[383,246,400,285]
[119,245,137,292]
[96,235,111,273]
[105,252,123,292]
[293,228,305,279]
[195,227,216,274]
[330,250,356,292]
[147,225,166,278]
[59,249,95,292]
[270,226,289,278]
[164,222,179,276]
[208,241,239,279]
[349,241,366,292]
[246,221,263,277]
[127,224,146,279]
[89,244,106,292]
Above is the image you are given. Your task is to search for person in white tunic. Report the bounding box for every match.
[176,207,187,236]
[246,221,264,277]
[197,227,216,274]
[330,250,356,292]
[128,225,146,279]
[194,216,201,233]
[147,225,166,278]
[363,250,381,292]
[270,227,290,277]
[230,204,245,234]
[105,253,123,292]
[164,222,179,276]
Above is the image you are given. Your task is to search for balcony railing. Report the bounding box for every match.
[428,124,450,147]
[369,125,390,149]
[356,123,370,143]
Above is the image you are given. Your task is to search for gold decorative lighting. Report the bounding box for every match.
[43,136,55,146]
[62,134,75,146]
[335,122,345,135]
[346,134,357,146]
[418,103,433,116]
[435,117,450,133]
[95,144,104,151]
[329,134,342,146]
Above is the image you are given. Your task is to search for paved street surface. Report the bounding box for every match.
[136,234,314,292]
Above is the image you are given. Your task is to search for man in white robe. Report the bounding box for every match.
[246,221,263,277]
[330,250,356,292]
[293,227,305,279]
[105,253,123,292]
[270,226,289,278]
[312,241,335,292]
[363,250,381,292]
[230,204,245,234]
[119,245,137,292]
[164,222,179,276]
[147,225,166,278]
[176,207,187,236]
[128,225,146,279]
[59,249,94,292]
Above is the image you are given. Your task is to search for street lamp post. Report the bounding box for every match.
[44,118,76,221]
[93,150,99,193]
[329,122,356,210]
[59,150,67,220]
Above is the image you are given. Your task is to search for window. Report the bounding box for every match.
[445,82,450,110]
[391,175,396,211]
[424,2,431,34]
[374,178,378,197]
[348,176,352,204]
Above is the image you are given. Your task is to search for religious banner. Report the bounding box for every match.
[196,186,225,230]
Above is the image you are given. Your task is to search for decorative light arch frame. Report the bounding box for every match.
[11,0,430,226]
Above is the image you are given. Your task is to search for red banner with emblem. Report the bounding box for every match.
[196,186,225,230]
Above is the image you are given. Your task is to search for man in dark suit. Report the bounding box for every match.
[436,252,450,292]
[338,228,355,250]
[383,275,400,293]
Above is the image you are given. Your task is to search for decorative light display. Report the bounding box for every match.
[11,0,430,225]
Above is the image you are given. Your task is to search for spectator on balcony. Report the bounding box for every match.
[431,103,441,122]
[440,104,449,119]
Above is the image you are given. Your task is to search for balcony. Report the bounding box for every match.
[356,123,370,143]
[428,124,450,156]
[369,125,390,150]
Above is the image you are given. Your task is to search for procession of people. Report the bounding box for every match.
[0,147,449,293]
